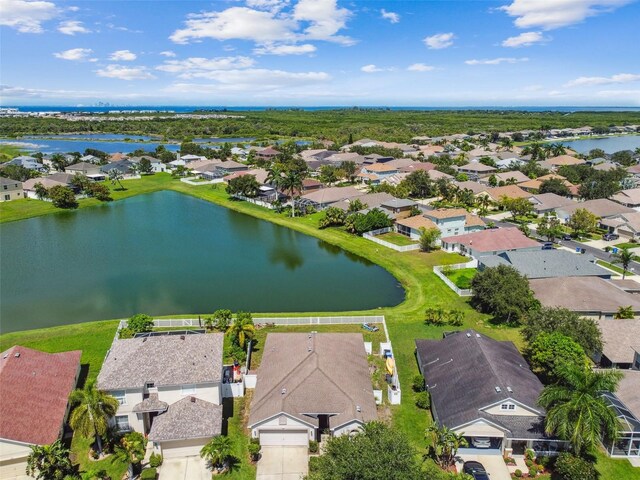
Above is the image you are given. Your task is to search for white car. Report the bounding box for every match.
[472,437,491,448]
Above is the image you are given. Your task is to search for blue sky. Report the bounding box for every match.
[1,0,639,106]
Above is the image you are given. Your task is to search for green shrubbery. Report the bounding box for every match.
[554,452,597,480]
[140,467,157,479]
[414,391,430,409]
[149,453,163,468]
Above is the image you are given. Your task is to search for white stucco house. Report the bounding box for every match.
[248,333,377,446]
[97,332,224,459]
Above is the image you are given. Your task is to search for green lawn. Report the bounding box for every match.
[375,231,417,246]
[613,242,640,250]
[0,144,26,162]
[0,174,539,475]
[70,435,128,480]
[594,449,640,480]
[443,268,477,289]
[596,260,635,277]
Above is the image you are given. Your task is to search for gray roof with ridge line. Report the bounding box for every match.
[148,395,223,442]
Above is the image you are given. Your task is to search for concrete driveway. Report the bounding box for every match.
[457,454,511,480]
[257,446,308,480]
[159,456,210,480]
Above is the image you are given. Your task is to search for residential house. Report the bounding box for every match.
[180,154,207,163]
[357,163,399,184]
[611,188,640,210]
[255,147,280,162]
[594,319,640,369]
[518,174,578,196]
[397,208,484,240]
[363,153,394,164]
[415,330,564,456]
[478,185,531,203]
[529,276,640,319]
[455,180,487,195]
[0,346,81,479]
[528,193,575,215]
[22,173,76,199]
[109,153,128,162]
[483,171,530,185]
[556,198,635,223]
[65,161,103,177]
[248,333,377,446]
[332,192,396,212]
[129,156,167,173]
[495,158,526,169]
[81,154,103,164]
[101,160,136,177]
[5,156,46,173]
[224,168,270,185]
[441,228,541,258]
[379,198,417,219]
[600,370,640,460]
[297,186,361,210]
[600,211,640,239]
[398,161,436,174]
[478,250,611,279]
[96,333,224,459]
[0,177,23,201]
[457,162,497,180]
[545,155,586,168]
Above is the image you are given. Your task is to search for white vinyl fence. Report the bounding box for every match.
[433,259,478,297]
[363,227,421,252]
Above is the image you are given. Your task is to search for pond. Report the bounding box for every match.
[0,191,403,332]
[0,136,181,154]
[561,134,640,154]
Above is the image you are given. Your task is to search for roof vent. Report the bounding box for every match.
[14,352,20,358]
[466,333,471,338]
[281,388,287,395]
[495,386,502,393]
[507,387,513,393]
[180,335,185,340]
[190,396,196,403]
[476,333,481,338]
[356,405,361,412]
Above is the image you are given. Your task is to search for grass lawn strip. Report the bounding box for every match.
[443,268,477,290]
[375,231,417,246]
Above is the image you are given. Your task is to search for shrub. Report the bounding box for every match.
[127,313,154,333]
[537,456,553,468]
[118,327,134,339]
[412,374,425,392]
[554,452,597,480]
[248,440,261,460]
[525,448,535,461]
[528,466,538,477]
[537,464,545,473]
[149,453,162,468]
[309,440,319,454]
[140,468,157,480]
[415,391,430,409]
[525,459,534,468]
[308,456,321,473]
[514,469,522,478]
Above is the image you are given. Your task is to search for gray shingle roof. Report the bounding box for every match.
[415,330,544,430]
[597,319,640,364]
[478,250,611,279]
[148,396,223,442]
[132,393,168,413]
[97,333,224,390]
[248,333,377,430]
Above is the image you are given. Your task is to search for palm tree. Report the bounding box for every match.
[108,169,125,190]
[226,312,256,350]
[265,163,284,191]
[68,379,119,455]
[615,305,634,319]
[425,424,468,468]
[500,137,513,151]
[114,432,146,478]
[538,364,622,456]
[612,246,634,279]
[26,440,75,480]
[200,436,233,471]
[551,143,567,157]
[280,168,304,217]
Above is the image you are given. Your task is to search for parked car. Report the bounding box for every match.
[463,461,490,480]
[603,233,620,241]
[471,437,491,448]
[542,242,554,250]
[562,234,573,241]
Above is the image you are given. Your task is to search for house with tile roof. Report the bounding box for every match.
[248,333,377,446]
[0,346,81,478]
[97,332,224,459]
[415,330,565,456]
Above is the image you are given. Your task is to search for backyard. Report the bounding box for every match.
[442,267,477,290]
[375,231,417,246]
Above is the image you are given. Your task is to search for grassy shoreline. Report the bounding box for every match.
[1,174,635,478]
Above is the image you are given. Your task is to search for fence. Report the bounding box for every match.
[136,315,385,328]
[363,227,421,252]
[433,259,478,297]
[232,194,277,209]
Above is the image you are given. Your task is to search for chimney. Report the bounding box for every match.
[190,396,196,403]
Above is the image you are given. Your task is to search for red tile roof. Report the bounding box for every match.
[0,346,81,445]
[442,227,540,252]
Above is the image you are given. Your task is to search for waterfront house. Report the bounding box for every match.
[22,173,76,199]
[396,208,484,240]
[101,160,136,177]
[298,186,361,210]
[0,346,81,479]
[66,161,103,177]
[0,177,23,201]
[441,227,540,258]
[129,156,167,173]
[97,332,224,459]
[248,333,377,446]
[5,156,47,173]
[81,154,103,164]
[415,330,565,457]
[332,192,396,212]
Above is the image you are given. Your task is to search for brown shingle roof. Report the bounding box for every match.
[547,155,585,166]
[396,215,438,230]
[0,346,81,445]
[424,208,468,220]
[597,319,640,364]
[484,185,531,201]
[248,334,377,430]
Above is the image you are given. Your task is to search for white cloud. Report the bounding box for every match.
[105,23,142,33]
[361,64,384,73]
[96,64,155,80]
[423,32,455,49]
[501,31,548,47]
[499,0,632,30]
[53,47,93,61]
[407,63,435,72]
[254,43,316,55]
[67,5,79,11]
[109,50,137,61]
[465,57,529,65]
[163,68,330,93]
[57,19,90,35]
[170,1,353,47]
[156,56,255,77]
[380,9,400,23]
[565,73,640,87]
[159,50,176,57]
[0,0,58,33]
[246,0,290,12]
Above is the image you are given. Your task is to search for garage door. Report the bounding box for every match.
[161,438,208,458]
[259,430,309,446]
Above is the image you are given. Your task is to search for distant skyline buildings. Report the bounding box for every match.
[0,0,638,106]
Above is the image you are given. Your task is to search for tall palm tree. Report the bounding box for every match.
[425,424,468,468]
[612,246,634,279]
[265,163,284,190]
[68,379,119,455]
[226,312,256,350]
[26,440,75,480]
[477,195,492,216]
[551,143,567,157]
[538,364,622,456]
[108,169,125,190]
[114,432,146,478]
[200,436,233,471]
[280,168,304,217]
[500,137,513,151]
